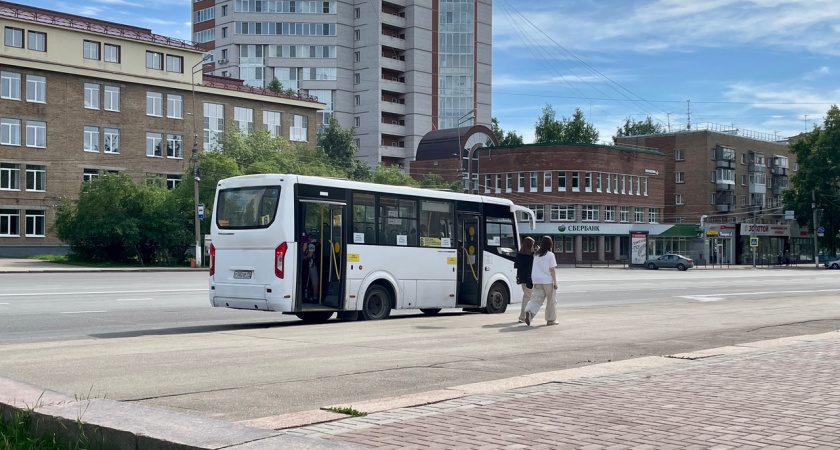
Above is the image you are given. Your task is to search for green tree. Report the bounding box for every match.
[318,117,357,172]
[613,116,664,144]
[267,77,283,93]
[534,105,599,144]
[783,105,840,256]
[373,164,419,186]
[419,173,461,191]
[489,117,524,146]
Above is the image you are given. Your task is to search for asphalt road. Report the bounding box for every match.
[0,268,838,422]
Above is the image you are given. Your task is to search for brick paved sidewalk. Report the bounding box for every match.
[287,337,840,449]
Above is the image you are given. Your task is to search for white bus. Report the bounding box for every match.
[209,174,535,323]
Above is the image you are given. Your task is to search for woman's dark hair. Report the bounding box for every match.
[518,236,535,255]
[535,235,553,257]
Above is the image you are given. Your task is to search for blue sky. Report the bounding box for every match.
[22,0,840,143]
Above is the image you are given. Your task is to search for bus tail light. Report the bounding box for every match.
[275,242,288,278]
[209,243,215,276]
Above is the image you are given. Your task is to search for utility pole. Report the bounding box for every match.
[191,54,211,266]
[812,189,819,268]
[701,215,708,266]
[686,100,691,130]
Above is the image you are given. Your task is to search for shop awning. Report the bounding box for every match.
[656,224,701,237]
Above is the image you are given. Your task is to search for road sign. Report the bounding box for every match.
[818,226,825,237]
[785,210,794,220]
[749,237,759,247]
[197,203,205,220]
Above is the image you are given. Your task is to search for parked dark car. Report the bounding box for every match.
[645,253,694,271]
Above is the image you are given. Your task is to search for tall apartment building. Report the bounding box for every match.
[0,2,324,256]
[616,125,806,265]
[191,0,492,168]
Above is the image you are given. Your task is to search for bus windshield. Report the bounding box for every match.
[216,186,281,229]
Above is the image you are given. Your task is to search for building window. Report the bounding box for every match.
[582,205,599,221]
[604,205,615,222]
[263,111,282,137]
[675,172,684,183]
[25,121,46,148]
[166,174,181,189]
[83,126,99,152]
[4,27,23,48]
[146,132,163,157]
[524,204,544,221]
[495,174,501,193]
[222,27,228,38]
[27,31,46,51]
[619,206,629,223]
[584,172,592,192]
[146,92,162,116]
[166,55,183,73]
[676,194,684,205]
[0,163,20,190]
[353,73,360,84]
[634,207,644,223]
[104,128,119,154]
[83,168,99,181]
[354,116,361,127]
[354,95,360,105]
[596,173,602,192]
[621,175,626,194]
[354,51,360,62]
[741,153,747,165]
[290,114,308,141]
[354,29,361,41]
[26,75,45,103]
[104,44,120,63]
[483,175,490,193]
[167,94,183,119]
[355,7,360,18]
[0,209,20,236]
[204,102,224,149]
[25,210,45,237]
[146,51,163,70]
[674,148,684,161]
[542,171,551,192]
[648,208,659,223]
[529,172,538,192]
[605,237,612,253]
[571,171,580,192]
[550,204,574,221]
[167,134,183,158]
[25,165,45,191]
[83,40,100,59]
[556,171,566,192]
[1,71,21,100]
[104,86,120,111]
[222,5,228,16]
[221,48,229,60]
[505,173,512,192]
[1,118,21,145]
[84,83,99,109]
[234,107,254,133]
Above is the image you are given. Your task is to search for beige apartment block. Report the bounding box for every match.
[0,2,324,256]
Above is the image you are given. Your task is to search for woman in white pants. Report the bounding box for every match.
[523,235,557,326]
[515,236,535,323]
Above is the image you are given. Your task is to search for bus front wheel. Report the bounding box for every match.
[361,286,392,320]
[484,283,508,314]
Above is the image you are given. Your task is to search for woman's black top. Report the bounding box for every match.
[514,252,534,287]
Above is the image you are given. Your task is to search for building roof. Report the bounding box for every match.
[0,1,200,51]
[416,125,497,161]
[489,142,667,157]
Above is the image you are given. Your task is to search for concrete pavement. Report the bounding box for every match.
[2,258,838,448]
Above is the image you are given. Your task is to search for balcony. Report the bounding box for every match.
[381,11,406,28]
[379,33,406,50]
[748,162,765,172]
[381,99,406,115]
[716,203,734,212]
[748,183,766,194]
[772,185,787,195]
[380,121,406,136]
[715,182,734,191]
[380,77,406,93]
[381,55,406,72]
[715,159,735,169]
[770,166,789,176]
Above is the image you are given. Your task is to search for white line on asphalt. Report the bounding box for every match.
[59,310,108,314]
[0,289,205,297]
[680,288,840,302]
[0,302,10,305]
[116,298,154,302]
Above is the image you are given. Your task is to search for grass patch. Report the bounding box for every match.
[324,406,367,417]
[18,255,185,268]
[0,409,89,450]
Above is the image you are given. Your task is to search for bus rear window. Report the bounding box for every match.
[216,186,281,229]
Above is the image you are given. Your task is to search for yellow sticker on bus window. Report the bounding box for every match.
[447,256,457,265]
[348,253,360,262]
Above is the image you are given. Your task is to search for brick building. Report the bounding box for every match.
[411,139,702,263]
[0,2,324,256]
[616,125,804,265]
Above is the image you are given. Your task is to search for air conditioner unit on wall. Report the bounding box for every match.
[218,59,228,64]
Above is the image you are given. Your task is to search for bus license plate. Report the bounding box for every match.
[233,270,253,279]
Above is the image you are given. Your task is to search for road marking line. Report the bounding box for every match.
[60,310,108,314]
[680,288,840,302]
[0,289,205,298]
[116,298,154,302]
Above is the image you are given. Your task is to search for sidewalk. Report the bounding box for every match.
[3,331,838,449]
[0,257,205,273]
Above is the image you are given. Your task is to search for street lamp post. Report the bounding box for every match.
[700,215,708,266]
[191,54,211,266]
[457,109,475,193]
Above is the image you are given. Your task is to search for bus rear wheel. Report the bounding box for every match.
[484,283,508,314]
[361,286,392,320]
[295,311,334,323]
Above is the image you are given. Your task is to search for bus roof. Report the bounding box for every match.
[216,173,517,207]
